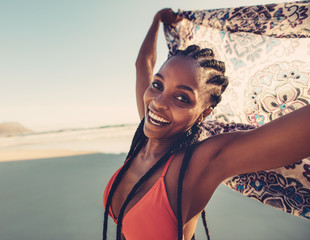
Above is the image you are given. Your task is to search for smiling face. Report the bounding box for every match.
[143,55,212,140]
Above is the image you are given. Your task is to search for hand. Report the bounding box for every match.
[156,8,183,27]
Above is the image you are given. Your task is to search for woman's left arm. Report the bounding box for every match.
[214,105,310,178]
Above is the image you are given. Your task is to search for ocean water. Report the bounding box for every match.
[0,124,309,240]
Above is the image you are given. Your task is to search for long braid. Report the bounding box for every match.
[177,144,196,240]
[116,147,176,240]
[201,210,211,240]
[176,123,201,240]
[124,118,147,161]
[103,119,146,240]
[103,136,145,240]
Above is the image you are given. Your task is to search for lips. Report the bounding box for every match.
[147,108,171,126]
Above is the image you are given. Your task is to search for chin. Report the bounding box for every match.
[143,117,171,140]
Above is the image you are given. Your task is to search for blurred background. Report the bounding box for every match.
[1,1,309,240]
[0,0,291,132]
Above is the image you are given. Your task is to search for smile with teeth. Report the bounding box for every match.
[148,109,171,126]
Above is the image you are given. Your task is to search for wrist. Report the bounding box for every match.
[154,12,162,23]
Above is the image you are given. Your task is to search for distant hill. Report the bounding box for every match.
[0,122,33,136]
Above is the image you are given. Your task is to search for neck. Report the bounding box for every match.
[140,136,180,161]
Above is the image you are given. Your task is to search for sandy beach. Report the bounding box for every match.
[0,149,97,162]
[0,150,309,240]
[0,126,309,240]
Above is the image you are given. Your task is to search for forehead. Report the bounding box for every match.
[158,56,201,88]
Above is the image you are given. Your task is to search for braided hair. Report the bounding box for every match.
[172,45,228,109]
[103,45,228,240]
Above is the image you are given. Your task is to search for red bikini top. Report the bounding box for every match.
[103,154,181,240]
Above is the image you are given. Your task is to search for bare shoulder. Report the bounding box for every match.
[193,131,243,165]
[181,133,244,221]
[185,130,246,185]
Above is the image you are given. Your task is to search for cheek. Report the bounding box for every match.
[143,87,152,104]
[171,108,199,127]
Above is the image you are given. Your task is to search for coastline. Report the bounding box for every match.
[0,149,98,162]
[0,124,137,163]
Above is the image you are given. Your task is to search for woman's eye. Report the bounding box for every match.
[151,81,162,90]
[175,95,190,104]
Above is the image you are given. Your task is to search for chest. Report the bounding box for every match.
[109,151,219,224]
[111,158,168,219]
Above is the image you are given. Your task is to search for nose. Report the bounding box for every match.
[152,94,168,110]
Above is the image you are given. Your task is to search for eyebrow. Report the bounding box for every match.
[154,73,194,94]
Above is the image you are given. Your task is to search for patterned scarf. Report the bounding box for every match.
[164,0,310,220]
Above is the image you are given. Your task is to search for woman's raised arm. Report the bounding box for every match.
[135,9,182,119]
[205,105,310,180]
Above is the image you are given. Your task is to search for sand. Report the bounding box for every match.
[0,152,309,240]
[0,149,98,162]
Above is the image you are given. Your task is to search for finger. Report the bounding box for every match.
[175,15,183,22]
[171,14,183,26]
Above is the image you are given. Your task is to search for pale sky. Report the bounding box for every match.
[1,0,287,131]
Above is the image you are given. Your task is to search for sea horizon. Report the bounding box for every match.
[0,123,138,156]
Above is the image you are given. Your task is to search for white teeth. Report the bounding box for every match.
[148,110,170,124]
[149,117,161,126]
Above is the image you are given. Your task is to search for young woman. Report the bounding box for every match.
[103,9,310,240]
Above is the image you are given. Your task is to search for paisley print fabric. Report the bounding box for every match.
[164,1,310,220]
[200,121,310,220]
